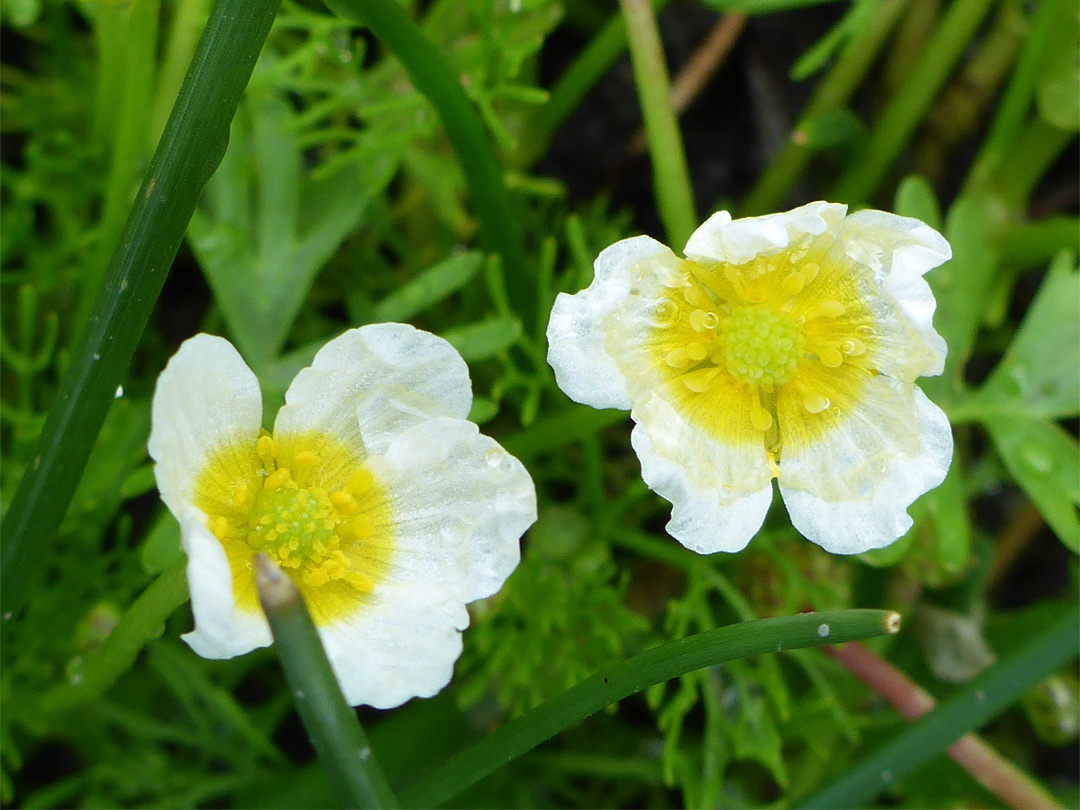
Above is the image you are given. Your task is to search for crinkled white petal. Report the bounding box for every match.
[838,209,951,377]
[274,324,472,459]
[630,398,773,554]
[684,201,847,265]
[179,506,271,659]
[321,416,536,708]
[780,386,953,554]
[547,235,673,410]
[148,334,263,516]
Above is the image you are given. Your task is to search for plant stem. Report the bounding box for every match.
[618,0,697,247]
[827,642,1062,809]
[742,0,909,215]
[512,0,673,170]
[404,609,900,807]
[830,0,996,205]
[256,555,399,809]
[324,0,528,325]
[0,0,282,620]
[802,603,1079,808]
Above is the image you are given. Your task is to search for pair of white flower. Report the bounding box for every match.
[151,202,952,708]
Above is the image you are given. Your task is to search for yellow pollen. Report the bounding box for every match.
[264,467,291,492]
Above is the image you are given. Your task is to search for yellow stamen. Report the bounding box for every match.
[329,489,357,515]
[256,434,276,468]
[350,514,375,539]
[292,450,318,484]
[264,467,291,492]
[818,346,844,368]
[231,481,254,510]
[347,469,374,496]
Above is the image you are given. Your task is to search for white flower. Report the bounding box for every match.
[547,202,953,555]
[149,324,536,708]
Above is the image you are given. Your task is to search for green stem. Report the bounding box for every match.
[323,0,528,325]
[256,555,398,809]
[0,0,283,619]
[829,0,996,205]
[404,609,901,807]
[76,0,162,336]
[742,0,909,215]
[618,0,697,247]
[36,563,189,714]
[964,0,1068,194]
[802,603,1080,808]
[511,0,672,170]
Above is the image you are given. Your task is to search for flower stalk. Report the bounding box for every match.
[256,554,399,810]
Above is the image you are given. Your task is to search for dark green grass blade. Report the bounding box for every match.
[256,555,398,809]
[802,603,1080,808]
[404,609,901,807]
[0,0,282,619]
[323,0,528,324]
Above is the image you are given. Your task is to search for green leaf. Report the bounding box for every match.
[920,461,972,575]
[0,0,283,618]
[405,610,901,807]
[441,318,522,361]
[793,108,865,150]
[789,0,877,81]
[967,251,1079,420]
[894,174,942,231]
[189,87,398,368]
[801,604,1080,808]
[930,195,999,398]
[1036,5,1080,131]
[373,251,484,322]
[139,510,184,574]
[986,417,1080,553]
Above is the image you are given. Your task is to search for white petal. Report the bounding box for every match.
[780,386,953,554]
[547,235,674,410]
[684,201,847,265]
[838,209,951,377]
[319,417,536,707]
[179,506,271,659]
[274,324,472,459]
[318,585,468,709]
[630,398,773,554]
[149,334,263,516]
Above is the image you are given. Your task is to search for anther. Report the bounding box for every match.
[750,401,773,432]
[210,515,230,538]
[782,273,805,297]
[231,481,254,510]
[818,347,844,368]
[292,450,318,484]
[682,367,718,393]
[806,300,845,320]
[256,434,276,468]
[350,514,375,539]
[800,262,820,283]
[329,490,358,515]
[686,342,707,362]
[347,469,374,496]
[664,348,693,369]
[264,467,291,492]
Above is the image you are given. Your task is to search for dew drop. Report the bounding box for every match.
[650,298,679,327]
[856,325,876,339]
[881,770,893,783]
[817,623,830,638]
[485,449,503,468]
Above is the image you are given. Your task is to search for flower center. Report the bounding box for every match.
[199,433,387,601]
[719,305,804,386]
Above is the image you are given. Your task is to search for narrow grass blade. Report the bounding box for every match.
[256,554,399,809]
[802,603,1080,809]
[323,0,528,325]
[0,0,282,619]
[404,609,901,807]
